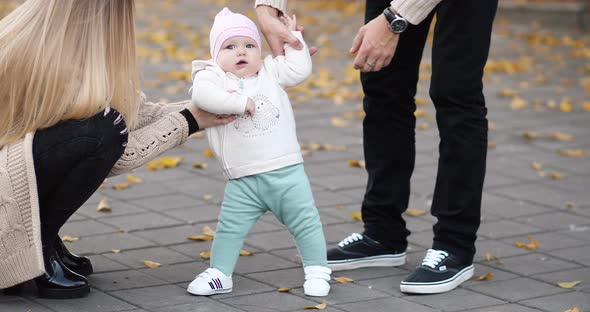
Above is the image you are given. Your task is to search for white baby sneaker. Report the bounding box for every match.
[187,267,233,296]
[303,265,331,297]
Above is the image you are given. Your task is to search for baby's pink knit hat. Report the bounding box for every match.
[209,7,262,62]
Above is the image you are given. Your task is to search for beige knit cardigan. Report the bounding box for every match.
[0,98,191,288]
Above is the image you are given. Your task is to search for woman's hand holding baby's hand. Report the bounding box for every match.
[245,98,256,117]
[280,14,297,32]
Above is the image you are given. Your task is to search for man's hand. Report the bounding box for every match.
[256,5,303,56]
[351,14,399,72]
[245,98,256,117]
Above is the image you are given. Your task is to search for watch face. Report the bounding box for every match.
[391,20,407,33]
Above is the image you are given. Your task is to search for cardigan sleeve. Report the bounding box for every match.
[109,102,190,176]
[390,0,442,25]
[255,0,286,14]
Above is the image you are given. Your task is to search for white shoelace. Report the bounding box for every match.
[421,249,449,269]
[338,233,363,247]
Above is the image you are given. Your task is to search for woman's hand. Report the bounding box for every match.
[256,5,303,56]
[351,14,399,72]
[188,106,236,130]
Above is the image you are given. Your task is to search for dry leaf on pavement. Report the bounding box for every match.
[143,260,161,268]
[187,235,213,241]
[304,302,327,310]
[514,236,539,250]
[111,183,129,190]
[475,273,495,281]
[564,307,580,312]
[334,277,354,283]
[278,287,290,292]
[405,208,427,217]
[62,236,80,242]
[239,250,254,256]
[347,160,365,168]
[97,198,112,213]
[199,251,211,260]
[558,149,586,157]
[203,148,214,158]
[351,212,362,221]
[531,162,543,170]
[192,162,208,169]
[202,225,216,237]
[126,174,143,184]
[557,280,582,289]
[111,249,121,253]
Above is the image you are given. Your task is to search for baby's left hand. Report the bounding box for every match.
[280,14,297,32]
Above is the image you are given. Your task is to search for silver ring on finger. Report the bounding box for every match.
[365,61,376,67]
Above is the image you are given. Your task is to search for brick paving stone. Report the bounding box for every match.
[97,181,178,201]
[141,262,208,284]
[64,233,156,255]
[153,299,246,312]
[218,292,319,312]
[481,193,554,218]
[87,254,131,273]
[515,212,590,231]
[90,270,168,292]
[464,304,544,312]
[533,267,590,292]
[478,220,544,239]
[291,282,391,305]
[103,246,194,268]
[100,212,184,232]
[474,239,530,261]
[59,219,120,237]
[128,193,206,212]
[546,244,590,266]
[466,277,567,302]
[109,284,202,310]
[75,199,148,219]
[403,288,506,311]
[35,289,136,312]
[519,291,590,312]
[501,231,588,252]
[482,252,580,276]
[245,267,306,288]
[336,297,440,312]
[233,253,300,275]
[160,204,221,224]
[0,298,54,312]
[134,224,212,245]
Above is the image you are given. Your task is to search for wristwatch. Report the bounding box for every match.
[383,7,408,33]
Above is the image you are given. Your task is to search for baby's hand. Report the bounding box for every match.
[280,14,297,32]
[245,98,256,117]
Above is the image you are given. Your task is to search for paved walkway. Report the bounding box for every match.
[1,1,589,311]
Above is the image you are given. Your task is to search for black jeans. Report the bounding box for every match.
[33,108,127,257]
[361,0,497,263]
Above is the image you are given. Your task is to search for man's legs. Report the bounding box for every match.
[401,0,498,294]
[327,0,433,270]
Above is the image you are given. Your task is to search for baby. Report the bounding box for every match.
[186,8,331,297]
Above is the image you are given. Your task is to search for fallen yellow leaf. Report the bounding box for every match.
[335,205,345,210]
[334,277,354,283]
[187,235,213,241]
[146,156,183,171]
[62,236,79,242]
[199,251,211,260]
[531,162,543,170]
[304,302,327,310]
[564,307,580,312]
[239,250,254,256]
[111,183,129,190]
[416,122,430,131]
[498,88,518,97]
[202,194,213,201]
[564,201,576,209]
[192,162,208,169]
[475,273,495,281]
[347,160,365,168]
[202,225,216,237]
[485,252,493,262]
[143,260,161,268]
[97,198,112,213]
[405,208,427,217]
[510,97,529,110]
[557,280,582,289]
[331,117,350,128]
[414,109,429,118]
[522,131,543,140]
[514,236,539,250]
[118,229,126,233]
[549,172,566,180]
[126,174,143,184]
[559,97,574,112]
[558,149,586,157]
[351,212,363,221]
[550,131,574,142]
[203,148,214,158]
[111,249,121,253]
[278,287,291,292]
[582,102,590,112]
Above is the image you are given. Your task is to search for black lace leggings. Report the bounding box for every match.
[33,108,128,256]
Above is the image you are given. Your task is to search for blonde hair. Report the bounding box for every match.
[0,0,140,146]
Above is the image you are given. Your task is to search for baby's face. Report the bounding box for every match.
[216,36,261,78]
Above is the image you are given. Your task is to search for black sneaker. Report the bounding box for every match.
[327,233,406,271]
[400,249,474,294]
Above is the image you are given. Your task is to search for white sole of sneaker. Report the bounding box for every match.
[399,265,474,294]
[304,288,330,297]
[328,253,406,271]
[186,288,233,296]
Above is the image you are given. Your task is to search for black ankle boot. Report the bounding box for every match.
[35,250,90,299]
[55,236,93,276]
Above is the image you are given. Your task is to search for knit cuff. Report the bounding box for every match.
[179,109,199,135]
[390,0,442,25]
[255,0,287,15]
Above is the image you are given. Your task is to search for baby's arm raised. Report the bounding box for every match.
[191,70,249,115]
[265,29,312,88]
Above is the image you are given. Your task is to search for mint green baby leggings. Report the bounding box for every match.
[210,164,327,276]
